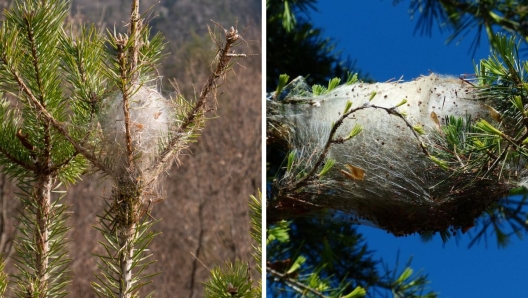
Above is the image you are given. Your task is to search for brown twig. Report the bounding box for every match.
[267,267,328,298]
[128,0,140,83]
[116,37,135,167]
[0,145,36,172]
[287,101,430,193]
[145,23,245,181]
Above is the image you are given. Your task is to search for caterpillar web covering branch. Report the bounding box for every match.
[268,74,514,236]
[99,85,173,176]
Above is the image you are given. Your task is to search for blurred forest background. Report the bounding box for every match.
[0,0,261,297]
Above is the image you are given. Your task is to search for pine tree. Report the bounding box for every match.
[397,0,528,53]
[0,1,89,295]
[266,0,368,89]
[0,0,250,296]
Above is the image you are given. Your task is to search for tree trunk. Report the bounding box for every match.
[118,224,135,298]
[34,174,52,295]
[115,178,140,298]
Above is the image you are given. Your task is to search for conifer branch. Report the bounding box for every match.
[129,0,140,82]
[146,24,243,180]
[4,63,113,175]
[286,102,429,193]
[49,149,81,173]
[0,145,36,172]
[24,15,55,169]
[267,267,327,298]
[116,38,135,167]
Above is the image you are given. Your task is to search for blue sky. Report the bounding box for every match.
[305,1,528,297]
[309,0,492,82]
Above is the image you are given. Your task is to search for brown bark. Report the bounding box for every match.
[34,173,53,297]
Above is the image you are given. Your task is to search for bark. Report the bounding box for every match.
[33,173,53,296]
[113,176,142,298]
[118,225,135,298]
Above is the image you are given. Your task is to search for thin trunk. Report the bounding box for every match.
[34,173,52,296]
[129,0,140,82]
[118,224,136,298]
[114,177,141,298]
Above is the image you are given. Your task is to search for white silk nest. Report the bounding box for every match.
[275,74,510,235]
[99,85,172,173]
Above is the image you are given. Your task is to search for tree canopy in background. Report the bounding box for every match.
[400,0,528,53]
[266,0,368,90]
[266,0,528,297]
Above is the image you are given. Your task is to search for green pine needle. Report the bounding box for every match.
[475,119,504,136]
[327,77,341,92]
[318,158,335,178]
[347,124,363,139]
[286,255,306,274]
[0,255,7,296]
[312,84,327,96]
[275,74,290,95]
[341,286,367,298]
[249,192,262,273]
[203,261,259,298]
[413,124,425,135]
[368,91,377,101]
[395,98,407,107]
[429,156,449,170]
[345,72,359,85]
[343,100,353,114]
[267,221,290,245]
[286,150,296,172]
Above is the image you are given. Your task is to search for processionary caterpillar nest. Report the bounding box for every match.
[269,74,512,236]
[99,85,172,175]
